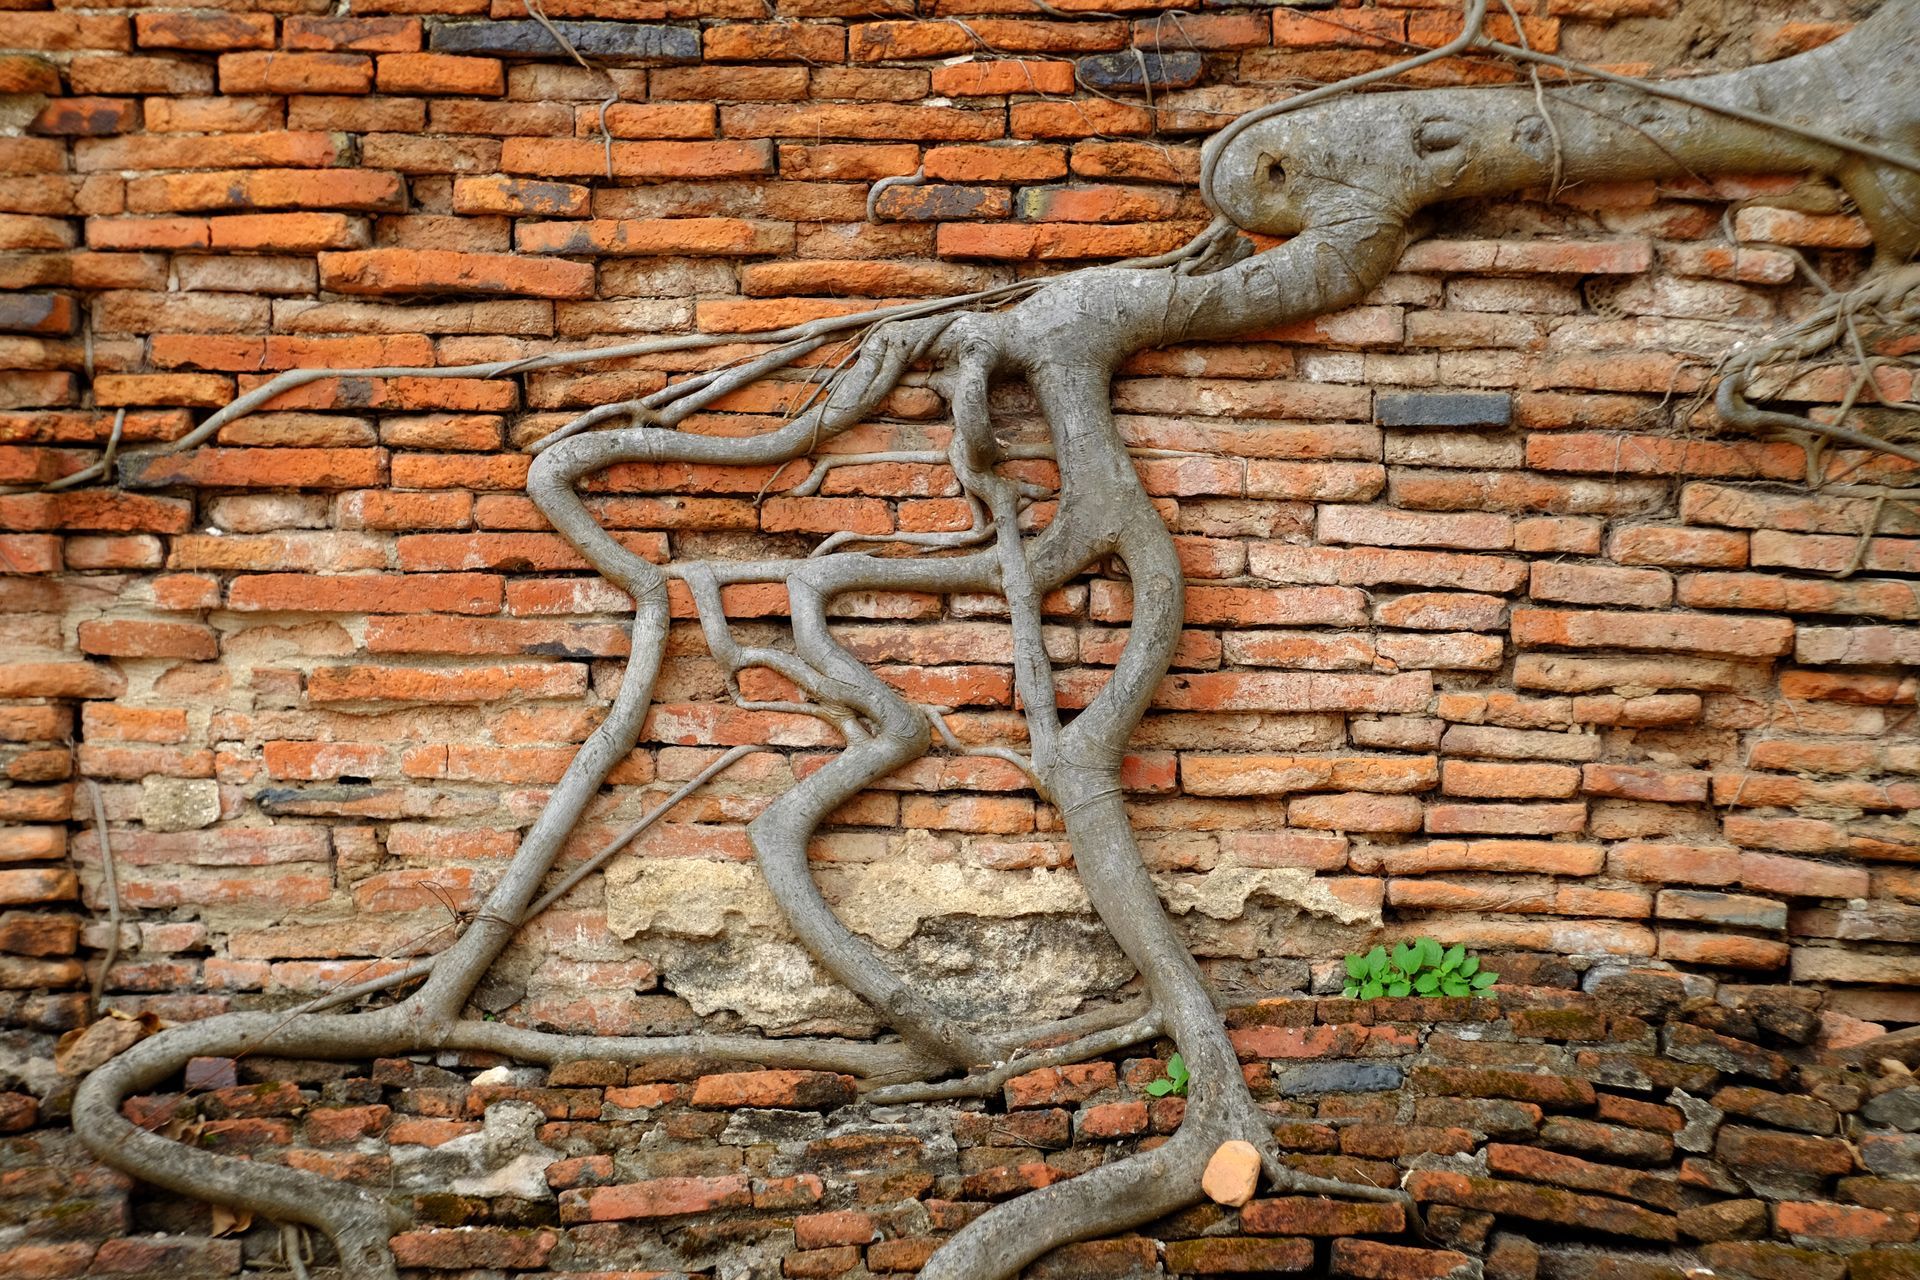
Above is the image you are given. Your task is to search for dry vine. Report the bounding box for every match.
[64,3,1920,1276]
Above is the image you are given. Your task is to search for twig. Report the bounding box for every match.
[86,780,121,1015]
[868,167,926,222]
[521,0,618,181]
[282,1223,312,1280]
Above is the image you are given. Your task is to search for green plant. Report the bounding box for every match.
[1144,1052,1189,1098]
[1343,937,1498,1000]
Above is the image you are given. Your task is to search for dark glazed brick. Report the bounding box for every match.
[1075,50,1205,92]
[0,294,76,335]
[1270,1062,1404,1094]
[1377,391,1513,428]
[430,21,699,61]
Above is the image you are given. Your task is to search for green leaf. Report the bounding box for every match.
[1458,955,1479,979]
[1419,937,1443,969]
[1364,945,1388,978]
[1442,943,1466,973]
[1146,1078,1173,1096]
[1343,981,1360,999]
[1414,971,1441,995]
[1387,980,1410,998]
[1441,977,1470,997]
[1473,970,1498,989]
[1360,978,1384,1000]
[1344,953,1367,980]
[1167,1053,1188,1085]
[1391,942,1416,972]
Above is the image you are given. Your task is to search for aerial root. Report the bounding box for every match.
[867,1009,1164,1105]
[1710,263,1920,468]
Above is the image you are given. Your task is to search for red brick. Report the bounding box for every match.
[209,213,368,253]
[135,11,274,50]
[1732,207,1872,249]
[1774,1201,1918,1243]
[0,535,61,574]
[705,22,844,61]
[219,52,373,95]
[125,448,386,490]
[88,1240,239,1276]
[391,1228,556,1270]
[1330,1238,1478,1280]
[515,217,791,257]
[1273,8,1404,47]
[77,620,216,661]
[1528,432,1803,481]
[560,1176,752,1223]
[1242,1198,1404,1236]
[319,249,592,300]
[452,176,589,218]
[1610,525,1747,567]
[1075,1101,1149,1138]
[790,1211,875,1250]
[932,59,1075,96]
[1511,609,1792,659]
[690,1070,856,1110]
[1401,239,1652,276]
[925,144,1068,182]
[868,1239,940,1272]
[0,57,62,96]
[377,52,504,96]
[1004,1062,1116,1108]
[0,869,79,905]
[0,1243,95,1279]
[30,98,140,138]
[1408,1170,1673,1241]
[285,16,422,51]
[307,663,586,704]
[128,170,405,214]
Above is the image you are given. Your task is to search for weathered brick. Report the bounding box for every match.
[560,1175,751,1223]
[320,249,592,299]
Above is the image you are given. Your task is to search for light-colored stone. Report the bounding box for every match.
[602,855,1380,1033]
[395,1101,559,1200]
[1157,865,1376,926]
[1202,1139,1262,1207]
[139,777,220,832]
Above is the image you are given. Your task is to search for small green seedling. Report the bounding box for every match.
[1145,1052,1189,1098]
[1343,937,1498,1000]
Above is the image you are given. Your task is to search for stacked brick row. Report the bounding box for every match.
[1,0,1917,1160]
[9,979,1920,1277]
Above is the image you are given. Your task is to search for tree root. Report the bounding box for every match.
[70,13,1920,1273]
[1713,263,1920,467]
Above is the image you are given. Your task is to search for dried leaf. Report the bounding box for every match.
[54,1012,158,1076]
[160,1113,202,1144]
[211,1204,253,1237]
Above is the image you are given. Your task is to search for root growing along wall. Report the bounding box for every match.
[2,0,1920,1273]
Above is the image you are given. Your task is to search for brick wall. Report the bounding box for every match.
[15,979,1920,1279]
[3,0,1919,1081]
